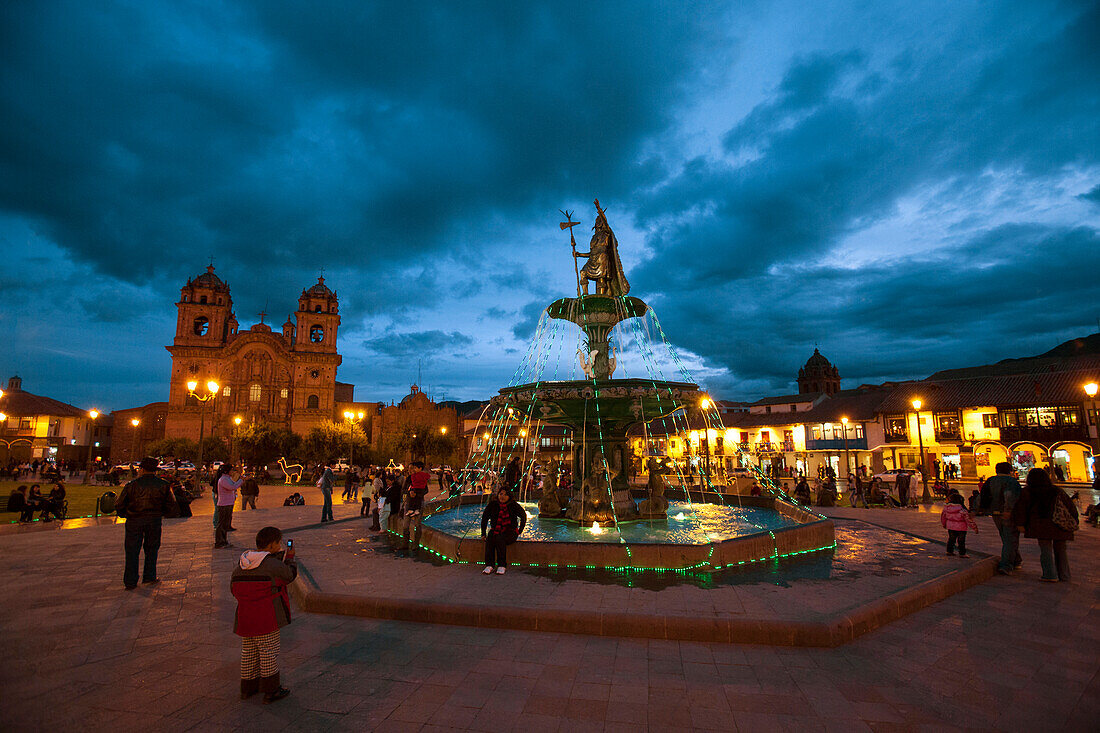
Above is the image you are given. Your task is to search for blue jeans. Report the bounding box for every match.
[1037,539,1070,581]
[321,490,333,522]
[212,490,219,527]
[124,516,162,587]
[992,515,1021,572]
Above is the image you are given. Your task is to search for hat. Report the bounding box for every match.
[139,457,159,472]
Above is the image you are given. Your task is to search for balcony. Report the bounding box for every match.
[884,432,909,444]
[934,430,962,443]
[805,437,869,451]
[998,425,1089,445]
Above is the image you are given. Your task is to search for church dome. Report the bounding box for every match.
[305,276,334,298]
[189,265,230,292]
[802,348,833,370]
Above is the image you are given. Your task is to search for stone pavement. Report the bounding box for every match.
[1,500,1098,731]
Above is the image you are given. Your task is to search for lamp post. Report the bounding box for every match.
[1085,383,1098,479]
[130,417,141,463]
[841,417,851,488]
[188,380,220,481]
[912,398,931,505]
[87,409,100,479]
[232,415,242,465]
[700,397,713,481]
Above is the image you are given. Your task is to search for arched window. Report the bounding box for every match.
[249,384,261,402]
[193,316,209,336]
[307,394,319,409]
[310,325,324,343]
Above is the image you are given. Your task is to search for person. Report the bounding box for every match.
[41,482,66,521]
[1053,464,1065,482]
[940,492,978,557]
[481,487,527,575]
[240,472,260,511]
[816,477,837,507]
[231,526,296,704]
[20,484,45,522]
[377,475,397,532]
[343,468,358,503]
[318,461,335,522]
[215,464,244,549]
[896,471,910,507]
[1083,499,1100,525]
[401,461,431,551]
[1011,467,1078,582]
[6,485,27,514]
[171,478,194,518]
[979,462,1023,574]
[967,489,980,515]
[793,478,811,506]
[115,457,178,589]
[749,482,762,497]
[369,472,384,530]
[503,456,521,493]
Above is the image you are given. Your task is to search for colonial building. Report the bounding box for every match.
[163,266,345,442]
[0,376,98,463]
[632,341,1100,485]
[372,385,461,461]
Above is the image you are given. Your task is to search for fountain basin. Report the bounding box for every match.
[408,494,835,572]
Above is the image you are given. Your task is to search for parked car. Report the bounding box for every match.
[872,469,913,484]
[332,459,351,472]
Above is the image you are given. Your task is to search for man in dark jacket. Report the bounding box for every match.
[115,456,178,590]
[979,461,1023,575]
[231,525,296,704]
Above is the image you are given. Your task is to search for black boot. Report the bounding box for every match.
[261,672,289,704]
[241,678,260,700]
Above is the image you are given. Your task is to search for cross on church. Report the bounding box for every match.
[258,299,268,324]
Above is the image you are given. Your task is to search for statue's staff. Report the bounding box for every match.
[559,208,581,297]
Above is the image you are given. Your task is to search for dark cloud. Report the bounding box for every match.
[1,1,1098,409]
[363,330,474,360]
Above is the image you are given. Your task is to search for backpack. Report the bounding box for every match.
[1052,493,1078,532]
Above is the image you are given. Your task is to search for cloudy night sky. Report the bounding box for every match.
[1,1,1098,412]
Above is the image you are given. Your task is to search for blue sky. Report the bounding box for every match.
[1,0,1098,411]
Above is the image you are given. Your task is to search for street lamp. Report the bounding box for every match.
[187,379,220,480]
[130,417,141,463]
[841,417,851,488]
[1085,383,1099,473]
[911,398,931,505]
[699,397,713,481]
[342,411,359,469]
[87,409,100,476]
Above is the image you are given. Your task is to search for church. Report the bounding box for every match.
[161,265,352,441]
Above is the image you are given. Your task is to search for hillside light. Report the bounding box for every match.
[1085,383,1099,453]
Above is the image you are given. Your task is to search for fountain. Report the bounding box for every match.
[413,200,834,573]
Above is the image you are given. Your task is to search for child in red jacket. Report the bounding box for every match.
[231,526,296,703]
[941,493,978,557]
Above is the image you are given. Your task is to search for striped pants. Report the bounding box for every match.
[241,630,280,680]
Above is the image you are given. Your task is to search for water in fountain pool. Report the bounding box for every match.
[423,500,799,544]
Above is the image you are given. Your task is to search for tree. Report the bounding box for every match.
[234,423,300,467]
[394,424,461,466]
[144,437,198,461]
[302,420,369,465]
[199,436,229,463]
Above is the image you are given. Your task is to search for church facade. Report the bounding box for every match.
[162,266,348,442]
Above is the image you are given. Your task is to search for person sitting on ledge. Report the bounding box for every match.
[20,484,45,522]
[481,487,527,576]
[1083,499,1100,525]
[6,485,27,514]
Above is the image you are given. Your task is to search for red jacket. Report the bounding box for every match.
[231,551,297,637]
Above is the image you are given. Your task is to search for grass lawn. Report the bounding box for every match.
[0,479,120,523]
